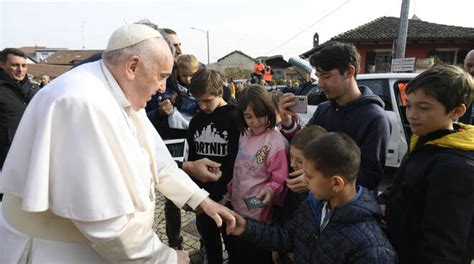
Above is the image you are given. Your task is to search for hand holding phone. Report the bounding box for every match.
[289,95,308,114]
[243,196,265,209]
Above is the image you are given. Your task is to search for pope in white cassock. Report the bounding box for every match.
[0,24,236,263]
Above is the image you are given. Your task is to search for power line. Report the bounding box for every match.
[264,0,351,55]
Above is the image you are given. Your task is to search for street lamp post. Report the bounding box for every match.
[191,27,210,66]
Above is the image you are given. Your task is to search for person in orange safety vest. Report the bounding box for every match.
[263,65,273,83]
[252,59,265,81]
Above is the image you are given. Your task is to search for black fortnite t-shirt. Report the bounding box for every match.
[186,104,240,201]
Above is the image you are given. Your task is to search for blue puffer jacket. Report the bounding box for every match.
[242,187,397,264]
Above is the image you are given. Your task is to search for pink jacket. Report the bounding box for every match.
[228,128,289,222]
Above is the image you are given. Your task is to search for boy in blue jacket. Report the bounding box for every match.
[228,132,397,264]
[384,65,474,263]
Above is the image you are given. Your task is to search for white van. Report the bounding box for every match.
[299,73,418,168]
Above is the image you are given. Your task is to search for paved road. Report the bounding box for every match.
[153,192,229,263]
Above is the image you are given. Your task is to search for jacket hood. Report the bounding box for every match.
[331,85,385,110]
[410,123,474,152]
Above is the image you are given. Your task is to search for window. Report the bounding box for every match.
[357,79,392,111]
[430,48,460,64]
[365,51,393,73]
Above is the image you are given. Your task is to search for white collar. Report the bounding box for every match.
[100,60,131,109]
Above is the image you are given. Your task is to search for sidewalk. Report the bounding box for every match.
[152,192,229,263]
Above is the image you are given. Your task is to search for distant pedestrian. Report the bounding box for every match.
[252,59,265,81]
[460,49,474,124]
[263,65,273,84]
[39,74,50,88]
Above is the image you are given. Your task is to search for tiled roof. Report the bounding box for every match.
[258,55,292,68]
[18,46,46,55]
[217,50,254,62]
[27,64,72,78]
[44,50,102,65]
[300,16,474,58]
[331,16,474,42]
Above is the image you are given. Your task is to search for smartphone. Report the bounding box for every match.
[243,196,265,209]
[290,95,308,114]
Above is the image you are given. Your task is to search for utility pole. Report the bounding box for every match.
[191,27,210,66]
[395,0,410,58]
[81,21,85,50]
[206,30,210,67]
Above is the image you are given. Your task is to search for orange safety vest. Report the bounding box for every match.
[263,69,272,81]
[397,82,408,106]
[253,63,265,76]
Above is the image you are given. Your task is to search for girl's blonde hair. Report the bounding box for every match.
[176,54,200,72]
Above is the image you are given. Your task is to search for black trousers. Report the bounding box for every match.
[164,198,183,249]
[196,212,230,264]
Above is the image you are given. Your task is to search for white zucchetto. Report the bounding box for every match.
[106,24,162,52]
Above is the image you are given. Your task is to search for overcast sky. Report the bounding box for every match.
[1,0,473,63]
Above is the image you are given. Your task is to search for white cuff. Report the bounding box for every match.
[186,188,209,210]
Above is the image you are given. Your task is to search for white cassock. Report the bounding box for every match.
[0,60,209,263]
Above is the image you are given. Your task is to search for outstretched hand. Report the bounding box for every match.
[198,197,236,230]
[226,211,246,236]
[183,158,222,183]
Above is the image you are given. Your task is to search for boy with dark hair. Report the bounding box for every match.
[229,132,397,264]
[278,41,390,191]
[384,65,474,264]
[309,41,360,77]
[187,68,240,264]
[282,125,329,217]
[273,125,327,264]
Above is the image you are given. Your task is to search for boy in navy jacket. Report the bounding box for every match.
[384,65,474,263]
[228,132,397,264]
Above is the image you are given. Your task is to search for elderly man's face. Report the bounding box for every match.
[131,40,174,110]
[1,54,27,82]
[167,33,182,58]
[464,51,474,77]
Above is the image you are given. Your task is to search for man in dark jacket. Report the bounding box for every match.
[0,48,36,169]
[279,41,390,191]
[0,48,37,201]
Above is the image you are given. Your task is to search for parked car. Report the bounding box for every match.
[297,73,418,169]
